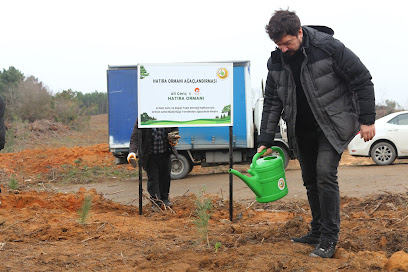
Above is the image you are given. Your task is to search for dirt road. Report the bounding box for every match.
[57,162,408,206]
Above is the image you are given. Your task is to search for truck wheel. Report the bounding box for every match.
[115,156,127,165]
[271,146,290,169]
[171,154,191,180]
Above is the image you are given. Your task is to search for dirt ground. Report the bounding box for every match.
[1,114,408,271]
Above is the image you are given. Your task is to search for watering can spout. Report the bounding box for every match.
[228,168,262,196]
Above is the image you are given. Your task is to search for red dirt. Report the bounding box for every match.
[0,188,407,271]
[0,144,114,176]
[0,114,407,271]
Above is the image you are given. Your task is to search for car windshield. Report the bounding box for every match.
[388,113,408,125]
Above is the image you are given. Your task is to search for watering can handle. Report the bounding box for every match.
[252,147,285,166]
[252,148,270,165]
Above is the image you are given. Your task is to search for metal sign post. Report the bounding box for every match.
[229,126,234,222]
[138,130,143,215]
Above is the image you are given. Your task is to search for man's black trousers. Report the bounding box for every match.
[145,152,172,202]
[296,126,342,243]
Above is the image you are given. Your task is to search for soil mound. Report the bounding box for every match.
[0,189,407,271]
[0,143,114,177]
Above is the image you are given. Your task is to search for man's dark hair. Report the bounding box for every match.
[265,9,301,42]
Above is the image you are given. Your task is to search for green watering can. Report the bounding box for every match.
[229,147,288,203]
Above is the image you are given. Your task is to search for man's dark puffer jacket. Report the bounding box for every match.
[128,120,178,169]
[258,26,376,156]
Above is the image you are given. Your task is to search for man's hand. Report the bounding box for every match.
[257,145,273,155]
[127,152,136,162]
[169,135,181,146]
[127,152,138,167]
[360,124,376,142]
[168,131,181,146]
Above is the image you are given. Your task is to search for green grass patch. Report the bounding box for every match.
[142,116,231,126]
[53,165,139,184]
[192,188,213,247]
[8,177,19,190]
[78,194,92,224]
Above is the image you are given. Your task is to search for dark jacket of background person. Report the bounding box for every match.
[0,95,5,150]
[128,121,178,168]
[258,25,376,156]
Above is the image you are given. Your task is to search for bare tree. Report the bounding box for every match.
[12,76,52,122]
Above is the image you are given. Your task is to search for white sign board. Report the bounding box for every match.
[137,63,233,128]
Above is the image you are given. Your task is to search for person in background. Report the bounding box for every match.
[257,9,376,258]
[127,120,180,209]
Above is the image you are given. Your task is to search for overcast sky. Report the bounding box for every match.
[2,0,407,107]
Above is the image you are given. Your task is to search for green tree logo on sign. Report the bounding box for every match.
[222,104,231,116]
[140,66,150,79]
[141,112,156,123]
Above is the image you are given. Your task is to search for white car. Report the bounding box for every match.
[348,111,408,165]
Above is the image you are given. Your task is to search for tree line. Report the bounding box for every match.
[1,66,404,126]
[0,66,107,126]
[375,99,405,119]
